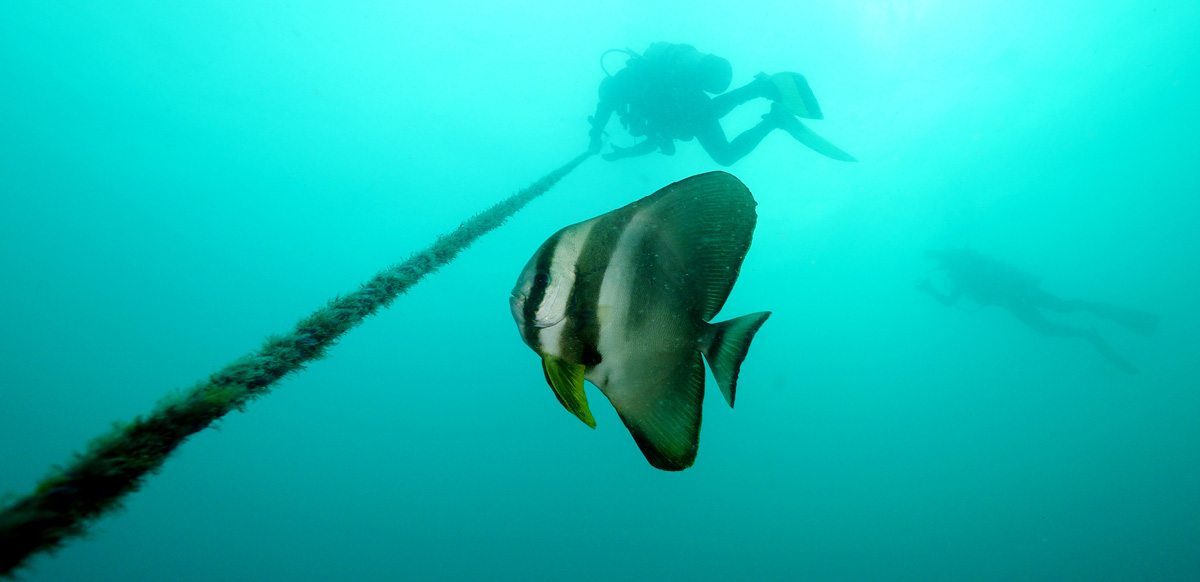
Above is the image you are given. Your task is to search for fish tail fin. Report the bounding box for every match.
[701,311,771,408]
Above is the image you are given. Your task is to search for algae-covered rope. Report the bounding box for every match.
[0,151,592,577]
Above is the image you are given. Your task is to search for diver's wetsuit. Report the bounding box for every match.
[921,249,1158,373]
[588,44,779,167]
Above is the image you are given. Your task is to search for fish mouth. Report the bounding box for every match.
[509,293,525,320]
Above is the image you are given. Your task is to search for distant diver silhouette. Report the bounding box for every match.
[918,249,1159,373]
[588,42,856,165]
[0,152,592,577]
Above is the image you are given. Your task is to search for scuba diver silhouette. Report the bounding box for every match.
[918,249,1159,373]
[587,42,856,166]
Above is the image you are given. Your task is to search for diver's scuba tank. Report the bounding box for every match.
[602,43,732,94]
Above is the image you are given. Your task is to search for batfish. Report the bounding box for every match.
[510,171,771,470]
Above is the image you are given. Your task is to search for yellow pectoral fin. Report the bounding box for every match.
[541,356,596,428]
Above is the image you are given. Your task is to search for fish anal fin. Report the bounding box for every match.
[702,311,771,408]
[542,355,596,428]
[601,353,705,471]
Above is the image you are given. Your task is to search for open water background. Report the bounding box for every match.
[2,1,1198,580]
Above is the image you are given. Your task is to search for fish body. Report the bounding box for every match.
[510,171,770,470]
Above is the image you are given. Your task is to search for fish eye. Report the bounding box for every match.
[533,273,550,286]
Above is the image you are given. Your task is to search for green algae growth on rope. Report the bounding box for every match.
[0,151,591,578]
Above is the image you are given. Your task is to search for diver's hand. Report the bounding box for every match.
[587,117,604,155]
[602,145,629,161]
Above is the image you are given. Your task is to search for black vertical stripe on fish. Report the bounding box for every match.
[563,208,640,366]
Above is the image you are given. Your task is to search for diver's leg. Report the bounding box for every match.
[694,117,776,167]
[1075,301,1160,335]
[1033,290,1159,335]
[1030,290,1080,313]
[708,76,774,120]
[1009,306,1139,373]
[1009,305,1084,338]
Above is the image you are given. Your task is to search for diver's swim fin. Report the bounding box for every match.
[770,72,823,120]
[780,118,858,162]
[1085,330,1141,374]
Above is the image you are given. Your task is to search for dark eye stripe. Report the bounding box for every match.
[523,231,563,349]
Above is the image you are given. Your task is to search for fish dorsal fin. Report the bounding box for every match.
[637,171,757,322]
[599,352,706,471]
[542,355,596,428]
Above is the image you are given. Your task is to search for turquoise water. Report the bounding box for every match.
[2,1,1198,580]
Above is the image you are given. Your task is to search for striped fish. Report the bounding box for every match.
[510,171,771,471]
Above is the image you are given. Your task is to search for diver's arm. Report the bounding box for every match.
[601,138,660,161]
[918,278,961,306]
[589,76,622,153]
[588,105,614,154]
